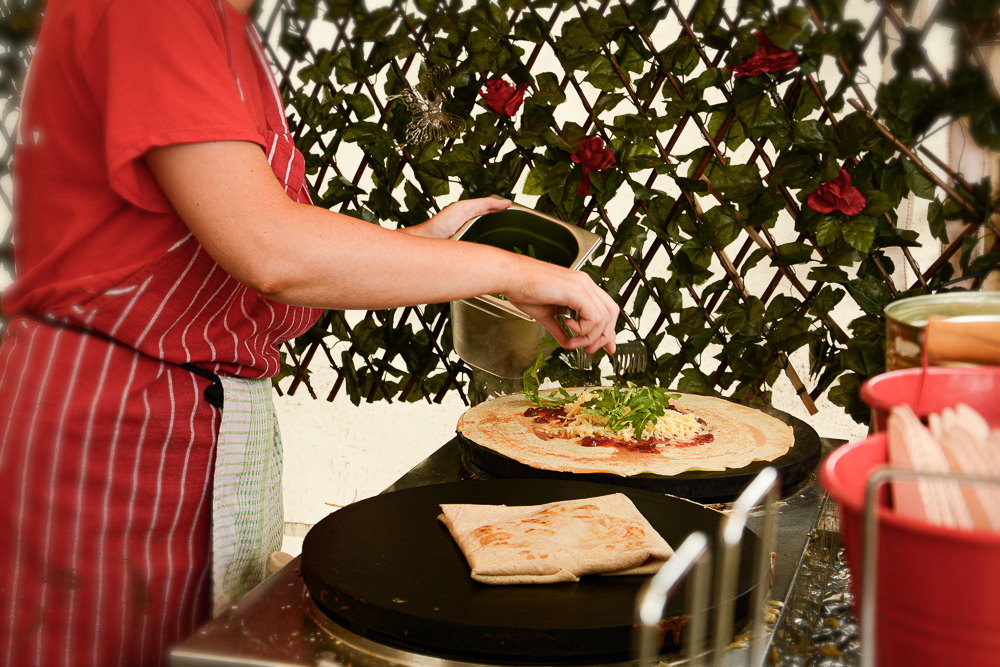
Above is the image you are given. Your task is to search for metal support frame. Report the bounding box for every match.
[634,531,712,667]
[860,467,1000,667]
[633,467,780,666]
[711,467,780,667]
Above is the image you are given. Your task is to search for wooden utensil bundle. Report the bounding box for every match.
[887,404,1000,531]
[924,316,1000,365]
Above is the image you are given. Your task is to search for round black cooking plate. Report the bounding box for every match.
[301,479,759,665]
[459,402,821,503]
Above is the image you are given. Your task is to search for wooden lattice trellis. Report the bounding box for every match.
[2,0,998,424]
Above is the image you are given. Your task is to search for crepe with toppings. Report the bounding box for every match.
[438,493,672,584]
[457,387,794,477]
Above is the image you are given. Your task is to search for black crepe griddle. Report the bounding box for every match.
[459,401,821,504]
[300,479,759,665]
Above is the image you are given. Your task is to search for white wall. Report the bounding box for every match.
[276,380,471,553]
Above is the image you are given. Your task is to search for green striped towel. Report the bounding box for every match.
[212,376,284,614]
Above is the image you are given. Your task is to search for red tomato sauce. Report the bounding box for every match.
[523,406,567,424]
[579,432,714,453]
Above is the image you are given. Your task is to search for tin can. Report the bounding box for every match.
[884,292,1000,370]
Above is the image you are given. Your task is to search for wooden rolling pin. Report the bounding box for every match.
[924,316,1000,365]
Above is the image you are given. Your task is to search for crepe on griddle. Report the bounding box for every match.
[439,493,673,584]
[457,388,794,477]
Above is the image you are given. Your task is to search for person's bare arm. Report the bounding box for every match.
[145,140,618,352]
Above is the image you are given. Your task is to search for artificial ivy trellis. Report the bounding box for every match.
[1,0,998,425]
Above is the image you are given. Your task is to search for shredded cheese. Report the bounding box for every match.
[553,391,709,442]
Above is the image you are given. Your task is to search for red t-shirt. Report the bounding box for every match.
[8,0,272,312]
[6,0,319,376]
[0,3,319,663]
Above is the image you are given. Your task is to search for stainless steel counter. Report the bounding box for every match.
[171,437,856,666]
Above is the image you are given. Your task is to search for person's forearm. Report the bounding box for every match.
[147,141,521,310]
[244,200,523,310]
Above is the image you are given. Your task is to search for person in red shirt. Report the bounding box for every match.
[0,0,618,665]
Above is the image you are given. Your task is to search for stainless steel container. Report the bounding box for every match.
[449,203,601,378]
[884,291,1000,370]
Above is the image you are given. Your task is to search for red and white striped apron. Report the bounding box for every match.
[0,6,320,665]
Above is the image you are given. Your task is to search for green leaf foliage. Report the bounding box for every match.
[3,0,996,430]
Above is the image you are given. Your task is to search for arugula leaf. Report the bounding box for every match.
[522,361,681,437]
[579,382,681,439]
[521,347,575,406]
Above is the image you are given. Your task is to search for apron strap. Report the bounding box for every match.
[19,314,225,409]
[243,23,292,133]
[180,362,225,409]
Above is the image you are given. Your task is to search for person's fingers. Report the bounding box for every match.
[533,311,575,348]
[567,311,614,353]
[472,196,512,214]
[428,197,512,239]
[575,289,619,355]
[506,261,619,354]
[594,292,620,354]
[557,295,615,352]
[589,326,617,355]
[518,303,595,350]
[445,197,511,221]
[571,273,619,344]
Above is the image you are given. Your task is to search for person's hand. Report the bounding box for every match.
[502,260,619,355]
[402,196,511,239]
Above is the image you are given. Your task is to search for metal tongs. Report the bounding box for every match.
[633,467,781,666]
[566,309,649,377]
[612,311,649,378]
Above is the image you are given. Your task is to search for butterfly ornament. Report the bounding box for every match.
[390,64,466,144]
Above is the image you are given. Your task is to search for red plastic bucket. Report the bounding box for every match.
[859,365,1000,431]
[820,435,1000,667]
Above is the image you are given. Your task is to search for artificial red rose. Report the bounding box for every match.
[807,167,867,216]
[570,136,615,196]
[727,30,798,77]
[480,78,529,117]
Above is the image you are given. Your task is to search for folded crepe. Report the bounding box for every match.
[438,493,673,585]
